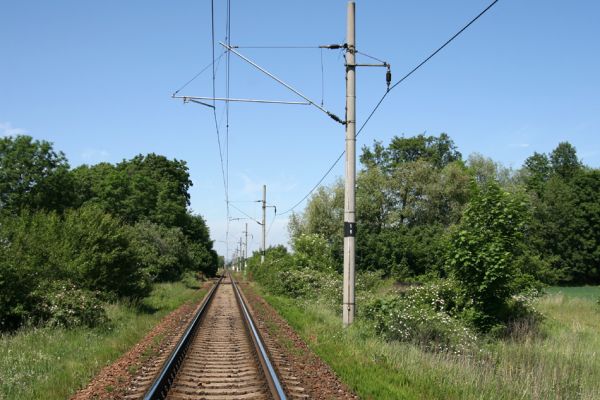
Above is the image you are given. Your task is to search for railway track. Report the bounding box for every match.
[141,273,287,400]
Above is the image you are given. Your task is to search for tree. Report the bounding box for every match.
[360,133,461,172]
[72,153,192,228]
[521,142,598,283]
[288,181,344,263]
[535,170,600,283]
[0,135,74,214]
[550,142,581,180]
[446,181,535,331]
[522,152,551,195]
[291,134,470,278]
[467,153,514,187]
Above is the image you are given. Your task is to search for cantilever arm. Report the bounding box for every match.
[220,42,345,125]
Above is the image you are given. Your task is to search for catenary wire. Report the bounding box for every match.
[210,0,229,221]
[225,0,232,260]
[278,0,500,216]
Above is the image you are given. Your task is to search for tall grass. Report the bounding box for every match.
[259,286,600,400]
[0,281,206,400]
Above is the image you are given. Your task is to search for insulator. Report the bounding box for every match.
[386,68,392,89]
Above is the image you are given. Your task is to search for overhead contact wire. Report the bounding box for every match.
[225,0,232,259]
[210,0,229,258]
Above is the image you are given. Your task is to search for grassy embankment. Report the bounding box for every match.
[0,280,207,400]
[259,285,600,400]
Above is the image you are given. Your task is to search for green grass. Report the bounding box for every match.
[545,285,600,300]
[0,281,206,400]
[257,286,600,400]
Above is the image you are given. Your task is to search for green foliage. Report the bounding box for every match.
[467,153,515,187]
[291,134,471,279]
[126,220,217,281]
[522,152,551,195]
[0,280,206,400]
[182,213,218,277]
[523,143,599,284]
[351,134,471,278]
[61,205,151,298]
[126,221,191,282]
[0,205,150,329]
[363,281,477,353]
[72,154,192,228]
[358,225,446,279]
[446,181,540,331]
[292,233,337,272]
[263,287,600,400]
[550,141,582,180]
[288,182,344,263]
[32,281,108,328]
[0,135,74,214]
[360,133,461,171]
[0,136,217,331]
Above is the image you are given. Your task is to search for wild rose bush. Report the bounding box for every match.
[363,281,477,354]
[32,281,108,328]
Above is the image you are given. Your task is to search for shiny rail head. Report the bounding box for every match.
[230,274,287,400]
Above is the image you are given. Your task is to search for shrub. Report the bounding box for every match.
[276,268,341,300]
[0,205,151,330]
[187,241,218,277]
[363,281,477,354]
[126,221,191,282]
[292,233,337,272]
[356,270,387,292]
[61,204,151,299]
[0,211,64,329]
[446,181,540,332]
[31,281,108,328]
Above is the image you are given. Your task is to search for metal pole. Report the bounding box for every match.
[343,0,356,327]
[238,237,244,271]
[244,222,249,270]
[261,185,266,264]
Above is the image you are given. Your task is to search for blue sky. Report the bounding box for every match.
[1,1,599,258]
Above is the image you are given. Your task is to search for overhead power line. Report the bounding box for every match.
[225,0,232,260]
[278,0,500,216]
[210,0,228,204]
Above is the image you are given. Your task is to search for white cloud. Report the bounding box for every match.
[0,122,27,136]
[509,143,530,148]
[80,148,110,162]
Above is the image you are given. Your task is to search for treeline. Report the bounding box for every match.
[0,135,218,331]
[290,134,599,285]
[249,134,599,340]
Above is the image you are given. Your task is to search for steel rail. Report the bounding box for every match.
[142,272,287,399]
[231,274,287,400]
[143,275,223,400]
